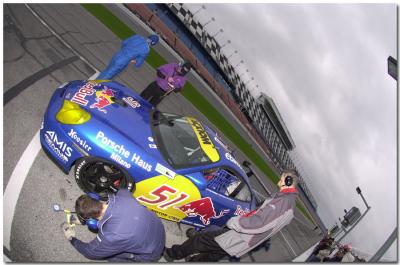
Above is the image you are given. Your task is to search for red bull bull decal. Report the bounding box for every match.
[178,197,230,225]
[90,86,115,113]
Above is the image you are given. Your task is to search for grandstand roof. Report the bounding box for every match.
[257,93,295,150]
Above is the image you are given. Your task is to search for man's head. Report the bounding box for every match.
[147,34,159,46]
[178,62,192,76]
[75,194,106,222]
[277,169,298,190]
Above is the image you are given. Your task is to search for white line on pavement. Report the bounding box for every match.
[3,130,41,250]
[280,230,297,257]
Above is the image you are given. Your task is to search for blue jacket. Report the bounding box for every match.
[121,35,150,68]
[97,35,150,80]
[71,189,165,262]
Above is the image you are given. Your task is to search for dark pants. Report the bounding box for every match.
[168,227,229,262]
[140,81,166,107]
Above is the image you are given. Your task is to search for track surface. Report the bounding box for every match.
[3,4,321,262]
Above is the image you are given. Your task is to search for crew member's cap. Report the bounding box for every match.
[148,35,159,46]
[180,62,192,75]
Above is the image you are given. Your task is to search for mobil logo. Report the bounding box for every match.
[90,86,115,113]
[178,197,229,226]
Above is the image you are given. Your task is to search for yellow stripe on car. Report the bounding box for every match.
[187,117,220,162]
[133,175,201,222]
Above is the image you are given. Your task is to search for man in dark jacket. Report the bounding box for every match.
[62,189,165,262]
[163,169,298,262]
[140,61,192,106]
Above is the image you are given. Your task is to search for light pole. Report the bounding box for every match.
[244,77,254,85]
[192,5,206,16]
[212,28,223,38]
[227,50,238,59]
[220,39,231,49]
[336,187,371,244]
[234,60,244,69]
[203,17,215,28]
[238,69,249,78]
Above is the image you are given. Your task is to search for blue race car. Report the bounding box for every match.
[40,80,257,227]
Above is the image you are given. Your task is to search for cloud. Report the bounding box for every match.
[188,3,397,260]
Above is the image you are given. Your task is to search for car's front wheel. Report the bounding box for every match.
[74,157,134,199]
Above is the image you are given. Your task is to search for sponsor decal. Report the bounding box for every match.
[110,152,131,169]
[68,129,92,152]
[225,153,243,170]
[149,144,157,149]
[234,205,251,216]
[96,131,130,158]
[71,82,96,106]
[178,197,230,225]
[123,96,141,109]
[131,153,152,172]
[96,131,153,172]
[90,86,115,113]
[148,137,154,142]
[44,131,73,163]
[40,120,44,130]
[214,134,229,150]
[155,163,176,179]
[187,117,220,162]
[75,159,86,180]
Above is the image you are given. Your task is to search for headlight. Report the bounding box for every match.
[56,100,91,125]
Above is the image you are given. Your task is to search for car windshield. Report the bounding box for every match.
[152,112,212,169]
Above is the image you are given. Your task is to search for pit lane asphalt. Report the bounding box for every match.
[3,4,322,262]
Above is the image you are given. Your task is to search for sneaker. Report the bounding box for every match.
[163,248,175,262]
[186,228,197,238]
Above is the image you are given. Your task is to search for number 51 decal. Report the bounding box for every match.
[137,185,189,209]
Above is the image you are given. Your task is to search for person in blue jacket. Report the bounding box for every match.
[62,189,165,262]
[97,34,159,80]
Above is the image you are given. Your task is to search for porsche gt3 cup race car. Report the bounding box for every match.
[40,80,257,228]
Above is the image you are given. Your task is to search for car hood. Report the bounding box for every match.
[63,80,164,160]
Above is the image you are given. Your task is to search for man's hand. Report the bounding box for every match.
[61,222,76,241]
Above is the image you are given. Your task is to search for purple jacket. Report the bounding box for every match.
[71,189,165,262]
[156,63,187,92]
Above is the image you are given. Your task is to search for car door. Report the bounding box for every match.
[194,167,254,227]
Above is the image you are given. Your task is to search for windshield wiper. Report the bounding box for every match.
[152,110,175,127]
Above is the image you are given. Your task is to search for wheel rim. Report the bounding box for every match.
[81,161,126,197]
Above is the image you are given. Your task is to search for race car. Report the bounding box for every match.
[40,80,257,228]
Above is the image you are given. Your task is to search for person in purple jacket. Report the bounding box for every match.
[62,189,165,262]
[140,61,192,106]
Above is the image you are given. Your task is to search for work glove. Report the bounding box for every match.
[61,222,76,241]
[70,214,82,225]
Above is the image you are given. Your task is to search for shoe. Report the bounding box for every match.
[163,248,175,262]
[186,228,197,238]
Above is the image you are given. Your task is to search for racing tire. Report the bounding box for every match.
[74,157,134,200]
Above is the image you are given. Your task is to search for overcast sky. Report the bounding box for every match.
[186,3,397,260]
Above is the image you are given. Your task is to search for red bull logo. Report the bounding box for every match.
[90,87,115,113]
[178,197,229,225]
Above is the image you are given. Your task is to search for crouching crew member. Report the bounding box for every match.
[164,169,299,262]
[62,189,166,262]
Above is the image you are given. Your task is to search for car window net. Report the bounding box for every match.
[206,169,240,196]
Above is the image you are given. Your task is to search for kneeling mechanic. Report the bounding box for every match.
[62,189,166,262]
